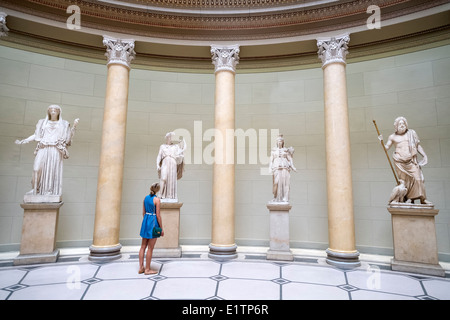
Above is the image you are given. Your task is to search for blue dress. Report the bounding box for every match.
[139,194,159,239]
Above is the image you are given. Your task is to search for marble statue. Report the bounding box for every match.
[156,132,186,201]
[378,116,431,205]
[269,134,296,203]
[0,12,9,37]
[15,105,79,198]
[388,179,408,204]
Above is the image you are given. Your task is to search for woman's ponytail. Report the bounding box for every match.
[150,182,160,196]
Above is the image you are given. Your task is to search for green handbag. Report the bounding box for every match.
[152,226,162,238]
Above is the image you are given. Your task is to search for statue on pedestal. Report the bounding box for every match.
[269,134,296,203]
[156,132,185,201]
[377,116,432,206]
[375,118,443,277]
[15,105,79,200]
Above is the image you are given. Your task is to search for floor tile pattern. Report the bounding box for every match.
[1,253,449,300]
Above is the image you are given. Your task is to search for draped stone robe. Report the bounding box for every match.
[157,143,184,200]
[31,115,72,196]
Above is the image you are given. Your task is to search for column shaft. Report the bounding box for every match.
[317,35,360,268]
[92,65,129,247]
[211,70,235,248]
[323,63,356,252]
[209,45,239,260]
[89,37,135,261]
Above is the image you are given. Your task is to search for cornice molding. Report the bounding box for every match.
[1,24,448,73]
[2,0,448,41]
[0,1,448,72]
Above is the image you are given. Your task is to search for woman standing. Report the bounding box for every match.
[139,182,164,275]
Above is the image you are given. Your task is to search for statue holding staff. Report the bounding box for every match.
[377,117,431,205]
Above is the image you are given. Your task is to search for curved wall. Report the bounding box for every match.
[0,44,449,260]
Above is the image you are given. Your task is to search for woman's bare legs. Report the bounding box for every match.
[145,238,158,274]
[139,238,149,273]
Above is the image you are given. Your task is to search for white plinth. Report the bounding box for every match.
[23,194,62,203]
[266,201,293,261]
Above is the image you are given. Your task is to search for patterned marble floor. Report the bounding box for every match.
[0,247,449,301]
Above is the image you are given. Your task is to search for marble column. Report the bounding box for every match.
[209,45,239,260]
[317,34,360,268]
[89,36,135,261]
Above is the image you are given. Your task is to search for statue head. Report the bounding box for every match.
[47,105,61,121]
[165,132,175,144]
[394,116,408,135]
[276,134,284,148]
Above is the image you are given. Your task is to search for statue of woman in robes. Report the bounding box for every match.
[156,132,185,201]
[269,134,296,203]
[15,105,79,197]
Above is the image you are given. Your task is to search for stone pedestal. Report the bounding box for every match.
[14,202,63,265]
[266,202,293,261]
[154,201,182,258]
[388,204,445,277]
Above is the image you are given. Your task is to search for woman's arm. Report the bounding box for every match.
[142,200,146,218]
[154,197,164,237]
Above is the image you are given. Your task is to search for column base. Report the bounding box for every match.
[88,244,122,262]
[326,248,360,269]
[208,244,238,260]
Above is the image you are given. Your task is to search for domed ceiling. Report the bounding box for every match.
[0,0,449,71]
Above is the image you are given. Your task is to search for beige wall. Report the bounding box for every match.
[0,44,449,260]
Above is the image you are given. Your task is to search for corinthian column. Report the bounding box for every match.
[89,36,135,261]
[209,45,239,260]
[317,34,360,268]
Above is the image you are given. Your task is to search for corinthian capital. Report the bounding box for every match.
[0,12,9,37]
[103,36,136,69]
[211,45,240,74]
[317,34,350,68]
